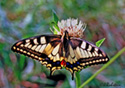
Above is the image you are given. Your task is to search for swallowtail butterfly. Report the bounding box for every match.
[11,19,109,80]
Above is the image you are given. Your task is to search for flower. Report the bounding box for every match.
[52,18,86,38]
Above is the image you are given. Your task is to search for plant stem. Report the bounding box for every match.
[79,47,125,88]
[75,72,81,88]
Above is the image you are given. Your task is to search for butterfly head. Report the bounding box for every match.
[61,30,70,42]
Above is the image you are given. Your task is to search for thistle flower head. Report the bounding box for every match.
[52,18,86,38]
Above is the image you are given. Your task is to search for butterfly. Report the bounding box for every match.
[11,19,109,80]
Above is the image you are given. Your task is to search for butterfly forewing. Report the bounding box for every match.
[11,35,62,69]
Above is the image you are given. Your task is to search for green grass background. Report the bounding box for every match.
[0,0,125,88]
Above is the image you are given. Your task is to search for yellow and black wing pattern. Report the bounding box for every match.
[11,33,109,80]
[64,38,109,78]
[11,35,63,72]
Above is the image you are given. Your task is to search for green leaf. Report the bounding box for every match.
[50,10,60,34]
[96,38,105,47]
[52,10,59,24]
[50,22,59,34]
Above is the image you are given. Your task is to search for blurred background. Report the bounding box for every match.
[0,0,125,88]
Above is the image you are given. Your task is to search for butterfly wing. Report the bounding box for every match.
[11,35,63,73]
[65,37,109,75]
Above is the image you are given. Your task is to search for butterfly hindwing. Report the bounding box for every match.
[65,38,109,73]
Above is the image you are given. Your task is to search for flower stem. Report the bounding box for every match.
[79,47,125,88]
[75,72,81,88]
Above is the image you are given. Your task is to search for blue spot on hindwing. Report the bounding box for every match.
[76,61,80,65]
